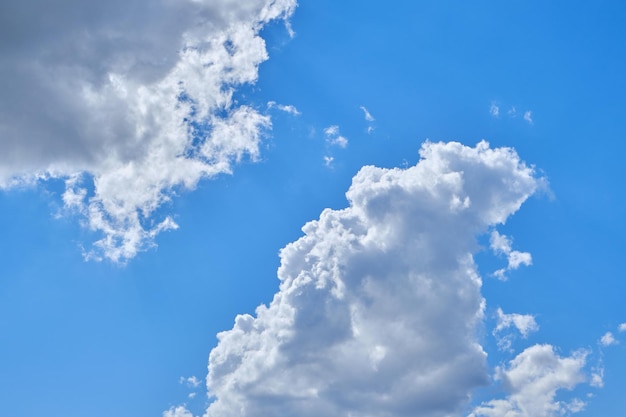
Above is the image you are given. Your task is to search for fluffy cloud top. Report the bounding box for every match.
[469,344,588,417]
[205,141,541,417]
[0,0,296,262]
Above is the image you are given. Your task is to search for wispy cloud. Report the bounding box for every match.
[360,105,375,122]
[267,101,301,115]
[524,110,534,124]
[324,125,348,148]
[491,102,534,125]
[494,308,539,351]
[179,376,201,388]
[490,103,500,117]
[490,230,532,280]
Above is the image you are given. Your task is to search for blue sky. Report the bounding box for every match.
[1,1,625,416]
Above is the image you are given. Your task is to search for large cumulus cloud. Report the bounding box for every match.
[204,141,542,417]
[0,0,296,261]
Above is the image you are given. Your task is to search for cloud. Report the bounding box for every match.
[324,125,348,148]
[267,101,301,115]
[0,0,297,262]
[590,368,604,388]
[469,344,589,417]
[619,323,626,332]
[495,309,538,338]
[323,156,334,167]
[523,111,533,125]
[493,308,538,351]
[600,332,617,346]
[204,141,541,417]
[360,106,375,122]
[490,103,500,117]
[180,376,202,388]
[508,106,517,117]
[163,406,193,417]
[490,231,532,280]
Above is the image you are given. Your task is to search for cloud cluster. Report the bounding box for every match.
[204,141,541,417]
[324,125,348,148]
[493,308,539,351]
[489,231,532,280]
[489,103,533,125]
[0,0,296,262]
[469,345,588,417]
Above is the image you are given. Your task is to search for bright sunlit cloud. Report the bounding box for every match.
[204,141,546,417]
[0,0,296,262]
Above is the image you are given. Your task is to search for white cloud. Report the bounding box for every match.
[618,323,626,332]
[493,308,538,351]
[490,231,532,280]
[323,156,334,167]
[324,125,349,148]
[490,103,500,117]
[508,106,517,117]
[180,376,202,388]
[523,111,533,125]
[469,344,589,417]
[0,0,297,262]
[600,332,617,346]
[163,405,193,417]
[590,368,604,388]
[267,101,301,115]
[360,106,375,122]
[204,141,541,417]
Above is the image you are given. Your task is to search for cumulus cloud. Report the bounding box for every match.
[204,141,541,417]
[0,0,296,262]
[618,323,626,332]
[490,231,532,280]
[493,308,538,351]
[324,125,349,148]
[600,332,617,346]
[469,344,588,417]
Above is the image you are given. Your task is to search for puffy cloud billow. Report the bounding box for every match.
[469,345,588,417]
[0,0,296,262]
[204,141,544,417]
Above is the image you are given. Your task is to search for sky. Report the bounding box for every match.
[1,1,625,416]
